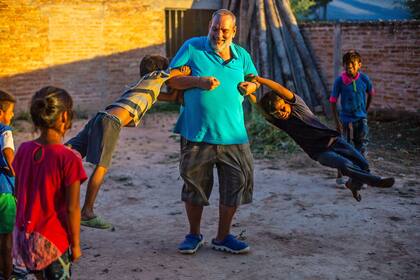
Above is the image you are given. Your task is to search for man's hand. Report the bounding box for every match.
[71,245,82,262]
[238,82,258,96]
[198,77,220,90]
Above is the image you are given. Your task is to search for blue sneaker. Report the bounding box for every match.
[211,234,250,254]
[178,234,204,254]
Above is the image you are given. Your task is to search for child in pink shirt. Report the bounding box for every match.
[13,86,87,280]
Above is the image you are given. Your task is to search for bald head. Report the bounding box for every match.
[211,9,236,26]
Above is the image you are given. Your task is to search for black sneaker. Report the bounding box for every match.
[374,177,395,188]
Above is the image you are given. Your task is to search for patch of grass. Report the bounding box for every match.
[14,111,31,121]
[246,110,299,158]
[73,108,90,120]
[149,102,180,113]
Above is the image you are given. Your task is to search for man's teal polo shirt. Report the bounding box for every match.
[170,36,258,144]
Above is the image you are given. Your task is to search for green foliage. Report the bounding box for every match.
[246,109,299,158]
[402,0,420,19]
[290,0,316,18]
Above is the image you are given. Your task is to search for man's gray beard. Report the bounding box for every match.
[208,35,229,52]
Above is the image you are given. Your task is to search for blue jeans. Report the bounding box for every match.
[343,118,369,155]
[316,137,380,188]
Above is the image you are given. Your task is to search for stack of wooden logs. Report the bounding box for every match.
[222,0,331,115]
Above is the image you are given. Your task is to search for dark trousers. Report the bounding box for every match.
[343,118,369,155]
[316,137,380,188]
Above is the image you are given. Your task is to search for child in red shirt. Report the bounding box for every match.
[12,86,87,279]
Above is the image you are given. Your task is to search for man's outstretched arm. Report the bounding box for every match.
[167,76,220,91]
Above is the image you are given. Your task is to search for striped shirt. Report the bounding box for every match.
[106,70,170,127]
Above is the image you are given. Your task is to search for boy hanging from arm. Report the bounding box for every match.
[66,56,190,229]
[238,75,394,202]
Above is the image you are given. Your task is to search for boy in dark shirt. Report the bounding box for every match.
[238,75,394,201]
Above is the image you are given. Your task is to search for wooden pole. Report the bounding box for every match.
[281,15,315,108]
[333,23,342,82]
[256,0,269,77]
[265,0,294,91]
[276,0,331,116]
[250,16,262,100]
[229,0,239,12]
[222,0,230,10]
[238,0,256,46]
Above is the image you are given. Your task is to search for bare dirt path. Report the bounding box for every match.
[13,112,420,280]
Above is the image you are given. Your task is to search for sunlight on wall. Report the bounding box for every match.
[0,0,220,78]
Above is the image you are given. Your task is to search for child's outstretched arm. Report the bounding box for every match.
[66,181,82,261]
[158,66,192,103]
[157,88,184,103]
[247,75,295,102]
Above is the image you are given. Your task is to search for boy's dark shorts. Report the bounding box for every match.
[180,137,254,207]
[66,111,121,168]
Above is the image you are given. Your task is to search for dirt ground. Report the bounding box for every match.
[13,112,420,280]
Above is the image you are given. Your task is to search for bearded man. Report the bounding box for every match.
[167,9,258,254]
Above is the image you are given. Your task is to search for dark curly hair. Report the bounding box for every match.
[343,50,362,66]
[139,55,169,77]
[30,86,73,130]
[0,90,16,111]
[259,91,281,114]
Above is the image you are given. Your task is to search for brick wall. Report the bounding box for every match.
[0,0,219,113]
[300,21,420,112]
[0,1,418,114]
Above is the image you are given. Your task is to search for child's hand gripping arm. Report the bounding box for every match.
[237,82,259,104]
[247,74,295,102]
[66,181,82,261]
